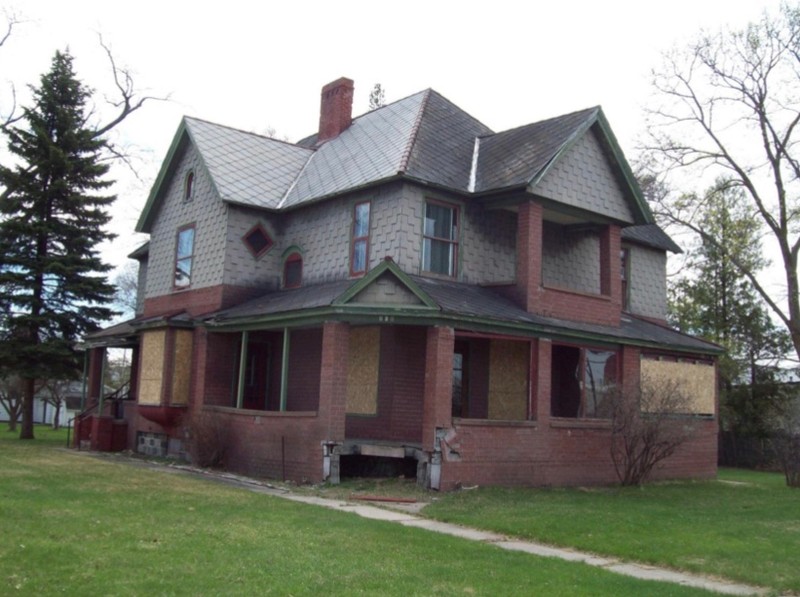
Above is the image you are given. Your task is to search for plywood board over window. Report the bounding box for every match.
[171,330,194,405]
[641,358,715,415]
[139,331,166,406]
[488,340,529,420]
[346,326,380,415]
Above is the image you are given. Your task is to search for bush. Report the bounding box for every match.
[609,376,697,486]
[186,410,229,468]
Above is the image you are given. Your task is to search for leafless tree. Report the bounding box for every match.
[642,4,800,364]
[0,375,23,431]
[609,376,698,486]
[40,378,70,431]
[113,262,139,317]
[186,410,230,468]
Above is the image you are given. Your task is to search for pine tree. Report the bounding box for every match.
[0,50,117,440]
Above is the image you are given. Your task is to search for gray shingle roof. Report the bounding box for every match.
[281,90,429,208]
[140,88,652,227]
[474,107,598,192]
[206,274,719,354]
[185,117,312,210]
[621,224,682,253]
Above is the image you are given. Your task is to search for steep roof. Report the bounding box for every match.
[137,87,653,232]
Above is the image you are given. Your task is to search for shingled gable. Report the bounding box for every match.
[474,107,653,225]
[136,117,312,232]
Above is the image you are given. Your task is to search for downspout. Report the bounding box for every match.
[236,331,249,409]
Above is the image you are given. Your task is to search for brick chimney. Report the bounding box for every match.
[318,77,354,142]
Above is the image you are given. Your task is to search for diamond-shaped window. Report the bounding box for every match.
[243,224,273,258]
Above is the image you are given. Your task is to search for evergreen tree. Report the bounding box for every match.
[670,179,791,443]
[0,51,117,440]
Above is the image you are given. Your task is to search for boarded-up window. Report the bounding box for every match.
[346,327,380,415]
[640,357,715,415]
[487,340,529,420]
[139,331,166,406]
[171,330,193,405]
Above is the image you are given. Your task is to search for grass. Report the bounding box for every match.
[425,468,800,593]
[0,427,711,596]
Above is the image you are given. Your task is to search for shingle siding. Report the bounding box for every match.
[628,245,668,320]
[223,206,281,290]
[145,144,228,298]
[404,184,516,284]
[542,221,600,294]
[535,129,634,223]
[135,259,148,315]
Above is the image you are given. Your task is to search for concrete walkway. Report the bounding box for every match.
[176,465,767,596]
[83,453,767,596]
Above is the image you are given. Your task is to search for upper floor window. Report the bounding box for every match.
[551,344,617,419]
[174,225,195,289]
[243,224,274,258]
[283,252,303,289]
[351,201,370,276]
[422,201,458,277]
[184,171,195,202]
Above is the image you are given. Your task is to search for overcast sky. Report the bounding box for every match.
[0,0,785,272]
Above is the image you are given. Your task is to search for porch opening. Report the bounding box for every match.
[452,337,531,420]
[550,344,617,418]
[340,454,418,479]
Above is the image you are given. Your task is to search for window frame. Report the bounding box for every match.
[184,170,195,202]
[350,201,371,277]
[422,199,459,278]
[550,343,619,420]
[242,223,274,259]
[283,252,303,289]
[173,224,196,290]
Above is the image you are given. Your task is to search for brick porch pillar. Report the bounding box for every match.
[422,326,454,452]
[516,200,543,312]
[86,347,106,410]
[600,224,622,308]
[318,321,349,441]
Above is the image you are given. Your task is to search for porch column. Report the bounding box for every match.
[535,338,552,424]
[128,345,141,402]
[620,344,641,395]
[318,321,349,441]
[516,200,543,312]
[86,347,106,410]
[422,326,454,452]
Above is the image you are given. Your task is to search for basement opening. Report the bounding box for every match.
[340,454,418,479]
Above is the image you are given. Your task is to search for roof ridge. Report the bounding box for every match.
[184,115,311,152]
[397,88,431,174]
[483,105,599,139]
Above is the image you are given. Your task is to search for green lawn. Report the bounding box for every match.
[0,428,710,596]
[425,468,800,593]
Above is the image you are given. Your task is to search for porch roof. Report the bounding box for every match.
[203,270,720,355]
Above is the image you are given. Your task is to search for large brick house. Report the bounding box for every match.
[80,78,719,489]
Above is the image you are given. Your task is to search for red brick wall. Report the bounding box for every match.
[287,329,322,411]
[439,416,717,490]
[143,284,265,318]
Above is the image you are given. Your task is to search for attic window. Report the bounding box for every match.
[283,252,303,289]
[243,224,274,258]
[184,171,195,202]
